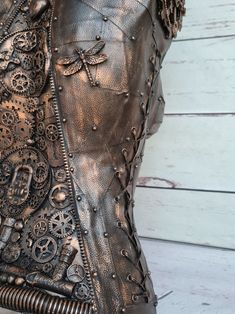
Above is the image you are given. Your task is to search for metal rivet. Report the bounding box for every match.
[54,16,58,21]
[96,35,101,40]
[58,86,63,91]
[92,125,97,131]
[112,273,117,279]
[126,137,131,142]
[115,196,120,202]
[103,16,108,22]
[121,249,128,257]
[93,207,97,213]
[113,166,117,171]
[104,232,109,238]
[68,153,73,158]
[4,31,8,36]
[84,230,89,235]
[62,118,67,123]
[70,167,74,172]
[54,47,58,52]
[125,93,129,98]
[77,195,82,201]
[95,80,100,87]
[92,271,98,277]
[131,36,136,41]
[121,308,126,313]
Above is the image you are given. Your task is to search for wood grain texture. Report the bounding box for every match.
[138,115,235,191]
[162,36,235,114]
[175,0,235,40]
[135,188,235,249]
[141,238,235,314]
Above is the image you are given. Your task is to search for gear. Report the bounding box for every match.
[13,119,33,141]
[45,124,59,141]
[67,264,85,283]
[36,136,46,151]
[34,71,46,91]
[23,97,39,113]
[49,210,75,239]
[54,168,67,183]
[0,125,14,150]
[0,161,12,185]
[1,111,15,126]
[36,121,45,135]
[20,54,34,71]
[31,236,57,263]
[10,70,35,95]
[31,218,48,239]
[33,51,45,71]
[36,107,45,121]
[73,282,90,300]
[49,184,70,209]
[2,242,21,263]
[13,31,38,52]
[33,161,49,184]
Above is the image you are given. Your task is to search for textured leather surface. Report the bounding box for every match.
[0,1,185,313]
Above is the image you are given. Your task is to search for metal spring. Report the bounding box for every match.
[0,285,92,314]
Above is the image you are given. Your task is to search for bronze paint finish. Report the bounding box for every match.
[0,0,185,313]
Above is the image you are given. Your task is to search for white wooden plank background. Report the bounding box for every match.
[142,239,235,314]
[138,115,235,192]
[136,188,235,249]
[162,37,235,114]
[136,0,235,249]
[175,0,235,40]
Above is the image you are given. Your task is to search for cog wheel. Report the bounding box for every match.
[49,184,70,209]
[45,124,59,141]
[49,210,75,239]
[13,119,33,141]
[36,107,45,121]
[31,218,48,239]
[36,121,45,135]
[20,54,34,70]
[2,242,21,263]
[33,161,49,184]
[1,111,15,126]
[34,71,45,91]
[13,31,37,52]
[36,136,46,151]
[67,264,86,283]
[0,125,14,150]
[42,262,53,274]
[0,161,12,185]
[31,236,57,263]
[10,70,35,95]
[73,282,90,301]
[33,51,45,71]
[54,168,67,183]
[23,97,39,113]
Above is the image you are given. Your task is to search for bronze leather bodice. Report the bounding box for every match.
[0,1,185,313]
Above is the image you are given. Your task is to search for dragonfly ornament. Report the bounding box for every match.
[57,41,108,87]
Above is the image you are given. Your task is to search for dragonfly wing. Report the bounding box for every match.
[86,41,106,55]
[63,60,83,76]
[57,54,78,65]
[86,54,108,65]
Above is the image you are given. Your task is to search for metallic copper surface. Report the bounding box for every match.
[0,0,185,313]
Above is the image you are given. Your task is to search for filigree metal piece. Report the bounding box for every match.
[158,0,186,38]
[13,31,38,52]
[57,40,108,86]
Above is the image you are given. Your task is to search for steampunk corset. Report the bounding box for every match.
[0,1,185,314]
